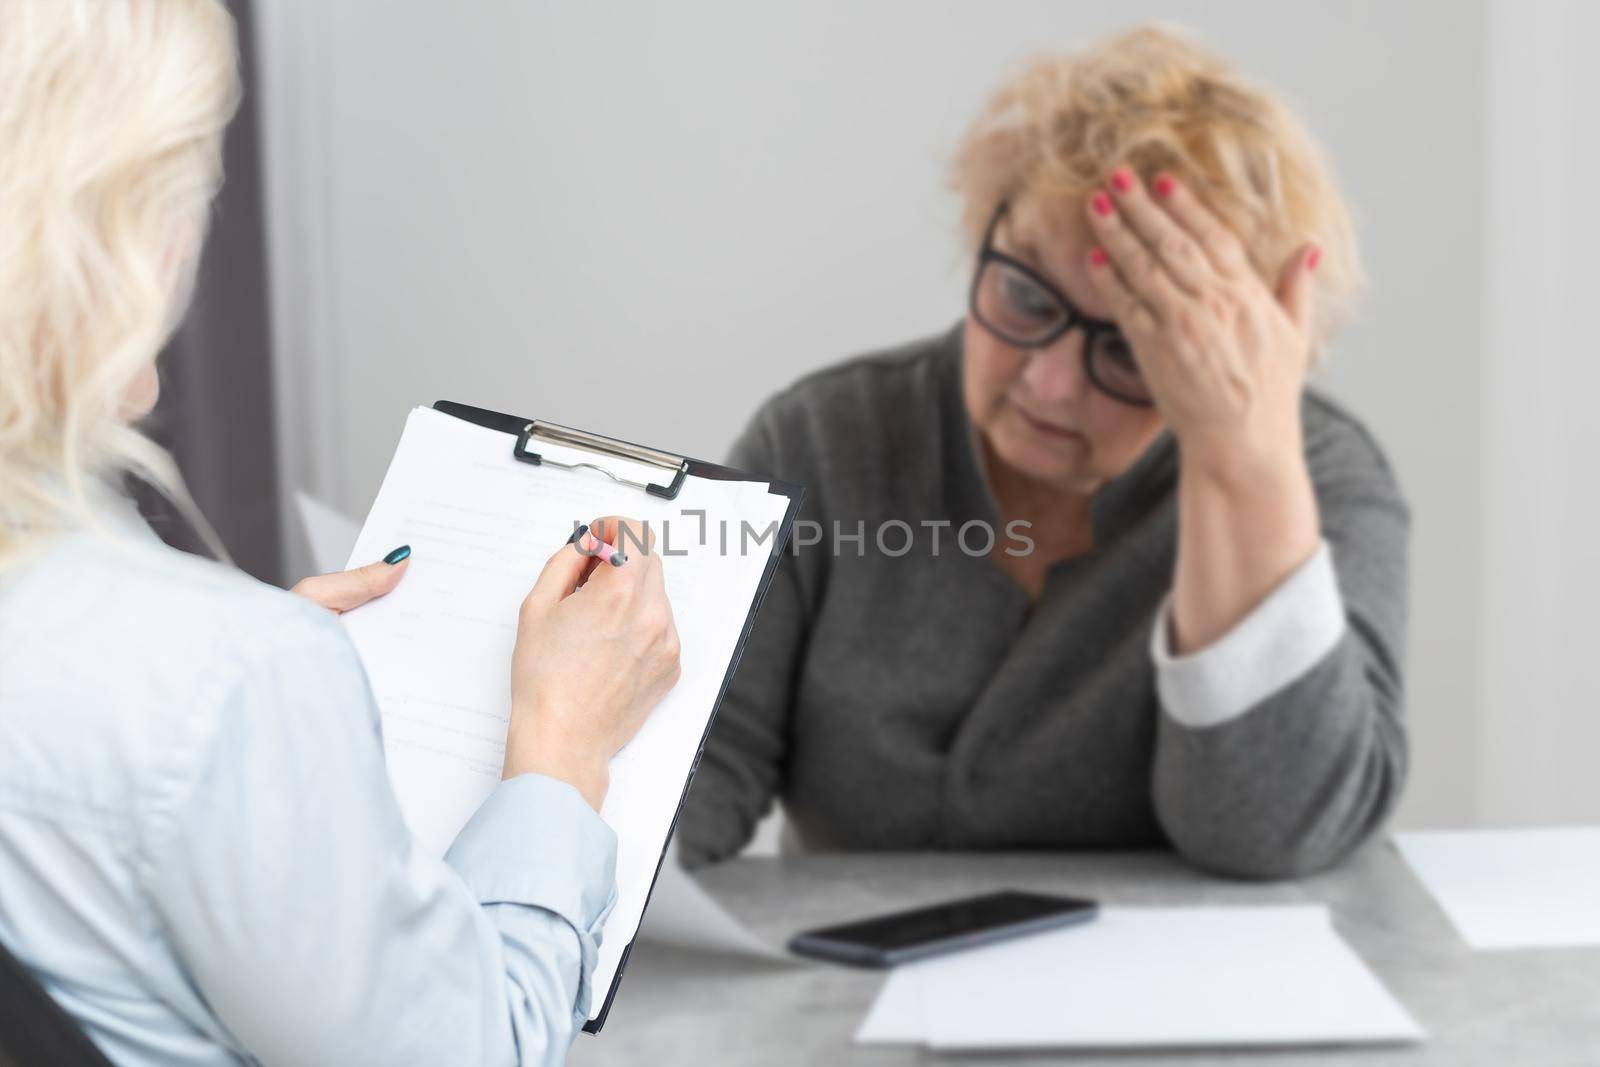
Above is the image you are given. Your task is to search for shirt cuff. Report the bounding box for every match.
[444,772,618,934]
[1150,541,1346,729]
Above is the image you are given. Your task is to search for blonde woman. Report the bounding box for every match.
[681,26,1408,879]
[0,2,679,1064]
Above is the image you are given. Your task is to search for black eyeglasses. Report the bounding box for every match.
[968,202,1154,408]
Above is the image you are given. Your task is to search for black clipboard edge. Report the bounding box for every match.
[428,401,805,1034]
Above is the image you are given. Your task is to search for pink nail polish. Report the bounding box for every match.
[1154,175,1176,198]
[1091,192,1113,217]
[1111,168,1134,193]
[1089,247,1108,266]
[1306,246,1322,271]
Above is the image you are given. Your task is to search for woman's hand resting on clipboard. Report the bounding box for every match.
[289,545,412,614]
[504,516,683,811]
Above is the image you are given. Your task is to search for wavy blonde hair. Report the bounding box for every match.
[0,0,240,573]
[951,24,1362,353]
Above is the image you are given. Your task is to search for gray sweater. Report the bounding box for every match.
[678,325,1409,879]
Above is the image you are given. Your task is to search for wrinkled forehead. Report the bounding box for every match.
[993,189,1114,322]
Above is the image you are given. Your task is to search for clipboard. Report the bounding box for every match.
[429,401,805,1034]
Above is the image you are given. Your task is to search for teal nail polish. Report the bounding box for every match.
[383,544,412,565]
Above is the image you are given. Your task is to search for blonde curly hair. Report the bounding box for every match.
[0,0,240,572]
[951,24,1362,351]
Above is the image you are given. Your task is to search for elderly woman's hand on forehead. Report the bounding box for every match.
[1083,167,1321,468]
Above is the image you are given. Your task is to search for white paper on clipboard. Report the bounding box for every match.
[341,406,793,1024]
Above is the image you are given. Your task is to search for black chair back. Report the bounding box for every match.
[0,937,113,1067]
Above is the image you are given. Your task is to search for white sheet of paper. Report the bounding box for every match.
[341,407,791,1021]
[854,965,927,1045]
[637,851,791,962]
[856,906,1423,1050]
[1395,827,1600,949]
[295,490,361,574]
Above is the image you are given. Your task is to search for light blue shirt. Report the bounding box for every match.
[0,494,617,1065]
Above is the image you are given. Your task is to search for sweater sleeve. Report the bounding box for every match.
[677,403,814,868]
[1150,541,1345,729]
[1149,407,1411,880]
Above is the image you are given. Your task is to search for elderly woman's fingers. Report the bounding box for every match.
[1275,242,1322,337]
[1085,190,1189,320]
[1096,169,1212,295]
[1085,247,1160,344]
[1147,173,1253,279]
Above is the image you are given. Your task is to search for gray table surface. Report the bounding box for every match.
[567,844,1600,1066]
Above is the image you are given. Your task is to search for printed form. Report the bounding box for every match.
[341,407,791,1023]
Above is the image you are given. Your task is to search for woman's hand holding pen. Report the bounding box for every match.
[505,516,683,810]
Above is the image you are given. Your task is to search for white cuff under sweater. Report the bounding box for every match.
[1150,541,1346,729]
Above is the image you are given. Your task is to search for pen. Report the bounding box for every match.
[566,523,626,567]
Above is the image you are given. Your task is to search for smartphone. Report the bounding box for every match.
[787,890,1098,968]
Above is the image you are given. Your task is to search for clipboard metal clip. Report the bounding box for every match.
[513,420,689,500]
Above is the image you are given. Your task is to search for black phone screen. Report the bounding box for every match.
[793,890,1096,958]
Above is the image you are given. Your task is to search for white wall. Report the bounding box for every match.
[1480,0,1600,826]
[257,0,1503,828]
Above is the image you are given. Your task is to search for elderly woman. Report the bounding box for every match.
[680,26,1407,879]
